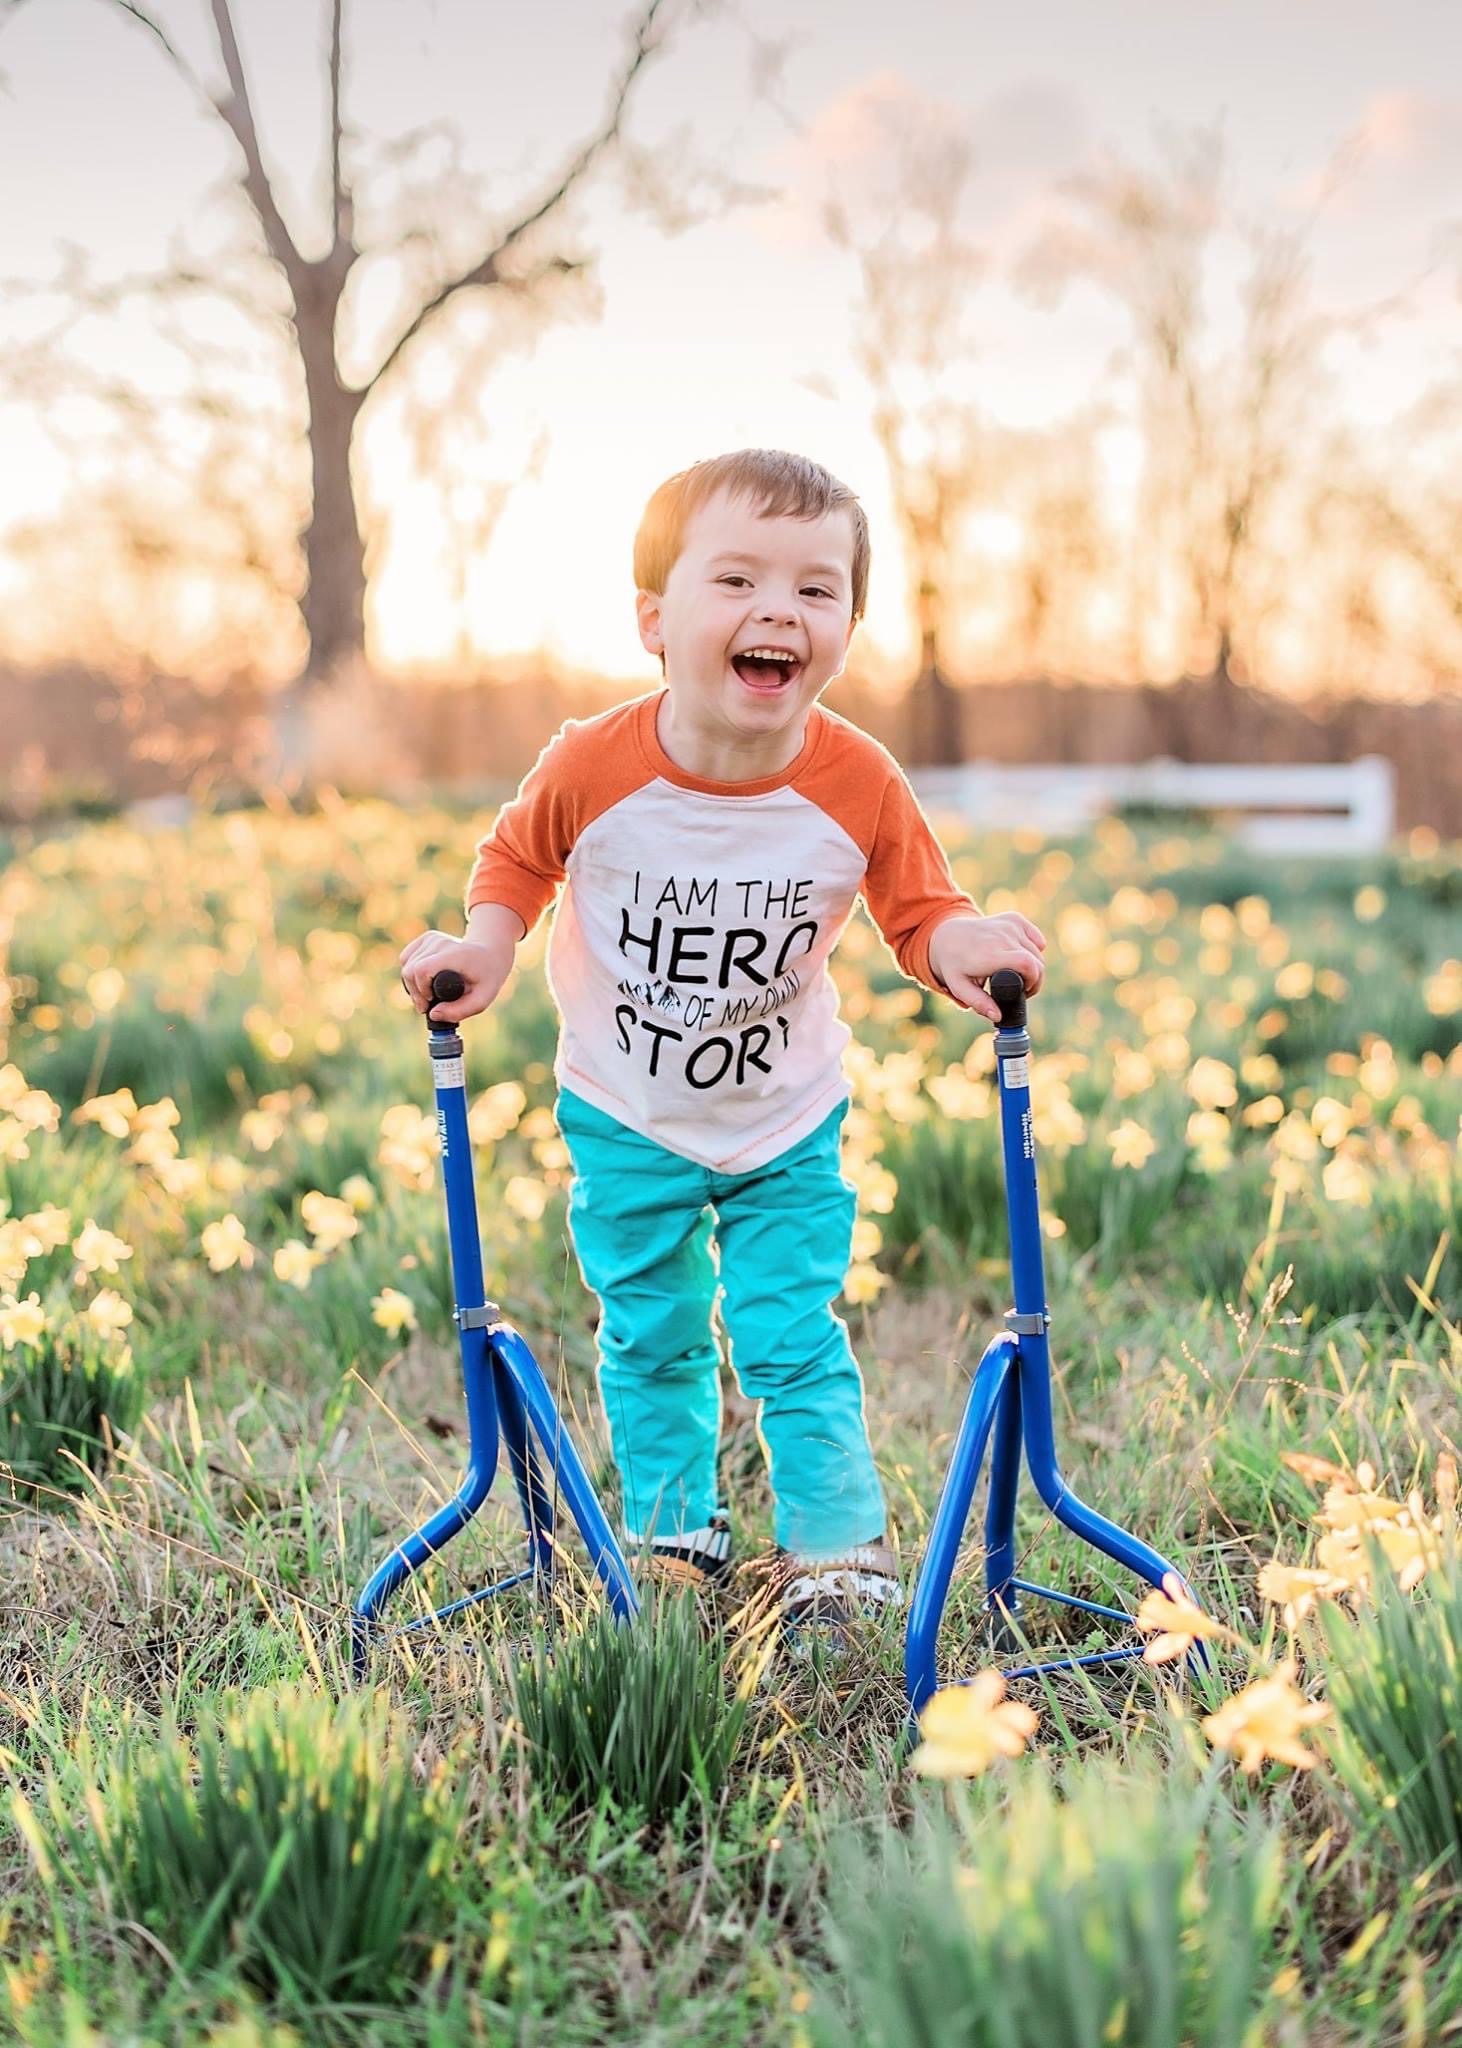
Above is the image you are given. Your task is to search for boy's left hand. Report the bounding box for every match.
[928,913,1047,1024]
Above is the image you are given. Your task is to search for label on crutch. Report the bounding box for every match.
[1001,1053,1030,1089]
[433,1054,466,1091]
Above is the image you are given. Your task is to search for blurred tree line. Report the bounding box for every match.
[1,3,1459,781]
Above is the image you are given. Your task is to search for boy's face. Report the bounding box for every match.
[636,488,858,754]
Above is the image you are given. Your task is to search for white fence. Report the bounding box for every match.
[911,756,1396,856]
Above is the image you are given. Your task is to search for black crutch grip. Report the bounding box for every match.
[988,968,1028,1031]
[399,965,468,1030]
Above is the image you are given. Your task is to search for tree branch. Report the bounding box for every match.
[103,0,213,109]
[206,0,309,297]
[368,253,586,394]
[328,0,352,267]
[365,0,673,394]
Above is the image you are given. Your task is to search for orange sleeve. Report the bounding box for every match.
[463,699,654,932]
[861,767,980,989]
[464,726,576,933]
[795,710,979,991]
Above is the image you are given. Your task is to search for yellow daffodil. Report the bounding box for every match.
[1372,1516,1444,1595]
[1201,1660,1329,1774]
[850,1216,883,1261]
[0,1291,47,1350]
[0,1120,33,1164]
[22,1207,71,1253]
[0,1227,31,1291]
[468,1081,528,1147]
[200,1214,255,1273]
[371,1287,418,1336]
[1187,1057,1237,1110]
[340,1174,376,1214]
[1185,1109,1234,1172]
[926,1068,993,1120]
[132,1098,181,1137]
[211,1155,249,1194]
[85,965,126,1013]
[153,1156,207,1201]
[1279,1451,1349,1487]
[72,1221,135,1276]
[378,1103,438,1191]
[504,1177,548,1224]
[843,1262,888,1305]
[1318,1481,1407,1533]
[130,1126,181,1170]
[1133,1573,1233,1664]
[1108,1120,1157,1170]
[239,1108,287,1152]
[1110,1046,1156,1099]
[299,1190,360,1253]
[912,1671,1039,1778]
[1256,1561,1346,1627]
[83,1289,134,1339]
[73,1088,140,1138]
[273,1240,322,1290]
[0,1209,71,1289]
[1314,1527,1373,1598]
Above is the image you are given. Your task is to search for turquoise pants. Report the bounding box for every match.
[555,1088,887,1560]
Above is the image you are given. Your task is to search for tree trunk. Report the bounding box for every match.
[266,315,366,794]
[300,343,367,682]
[906,625,963,767]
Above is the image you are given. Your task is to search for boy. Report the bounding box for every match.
[400,449,1045,1641]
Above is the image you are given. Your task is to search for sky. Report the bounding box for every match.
[0,0,1459,681]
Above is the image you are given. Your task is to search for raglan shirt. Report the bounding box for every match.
[464,692,978,1173]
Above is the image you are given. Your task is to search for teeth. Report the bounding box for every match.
[738,649,798,663]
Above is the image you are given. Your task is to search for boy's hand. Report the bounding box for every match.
[927,912,1047,1024]
[399,924,516,1023]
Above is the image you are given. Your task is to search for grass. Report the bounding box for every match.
[0,796,1458,2043]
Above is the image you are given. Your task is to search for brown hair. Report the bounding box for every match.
[633,448,870,622]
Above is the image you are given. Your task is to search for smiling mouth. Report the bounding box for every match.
[731,652,802,691]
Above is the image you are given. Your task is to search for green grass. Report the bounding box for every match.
[1,798,1458,2043]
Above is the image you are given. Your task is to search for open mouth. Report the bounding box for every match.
[731,650,803,692]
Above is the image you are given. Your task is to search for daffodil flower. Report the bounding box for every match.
[912,1671,1039,1779]
[1202,1660,1329,1774]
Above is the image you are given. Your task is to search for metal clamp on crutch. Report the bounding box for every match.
[352,968,638,1678]
[905,968,1204,1712]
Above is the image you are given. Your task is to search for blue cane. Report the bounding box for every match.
[905,968,1205,1712]
[351,967,638,1678]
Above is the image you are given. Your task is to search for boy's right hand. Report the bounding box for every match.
[398,928,514,1024]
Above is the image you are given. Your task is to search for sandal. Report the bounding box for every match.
[775,1537,904,1653]
[640,1508,734,1591]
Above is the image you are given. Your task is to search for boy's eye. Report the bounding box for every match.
[716,576,833,599]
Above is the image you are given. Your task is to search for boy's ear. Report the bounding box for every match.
[635,588,665,658]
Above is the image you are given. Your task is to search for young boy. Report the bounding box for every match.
[400,448,1045,1640]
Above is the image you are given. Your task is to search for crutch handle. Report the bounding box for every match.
[988,967,1028,1031]
[398,966,468,1030]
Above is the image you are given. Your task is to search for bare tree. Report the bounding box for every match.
[1019,128,1353,747]
[3,0,753,779]
[822,92,988,766]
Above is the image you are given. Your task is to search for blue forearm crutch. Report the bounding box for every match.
[352,968,638,1679]
[905,968,1204,1712]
